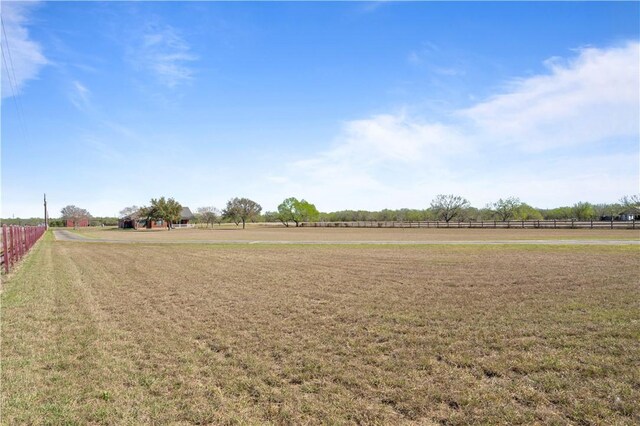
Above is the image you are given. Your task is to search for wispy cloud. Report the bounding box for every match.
[407,41,440,65]
[358,1,393,14]
[269,41,639,210]
[1,2,48,98]
[133,21,197,88]
[408,41,466,77]
[69,80,91,111]
[83,135,124,162]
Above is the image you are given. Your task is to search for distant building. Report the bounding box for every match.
[66,218,89,227]
[118,207,195,229]
[600,212,635,222]
[176,207,195,226]
[618,213,635,221]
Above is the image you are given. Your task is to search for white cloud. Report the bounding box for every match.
[461,42,640,151]
[269,42,639,211]
[1,2,48,99]
[135,22,197,88]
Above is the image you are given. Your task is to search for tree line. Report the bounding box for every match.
[193,197,318,228]
[193,194,639,225]
[314,195,639,223]
[11,194,637,227]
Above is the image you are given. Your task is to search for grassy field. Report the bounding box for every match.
[2,231,639,424]
[68,225,640,242]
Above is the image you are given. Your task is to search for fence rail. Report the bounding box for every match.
[171,223,195,229]
[1,225,47,274]
[300,219,637,230]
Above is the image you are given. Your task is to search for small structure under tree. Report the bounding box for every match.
[60,205,91,228]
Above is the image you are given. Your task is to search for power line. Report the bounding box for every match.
[1,15,29,141]
[1,16,22,104]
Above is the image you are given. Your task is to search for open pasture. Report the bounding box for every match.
[67,224,640,243]
[2,233,639,424]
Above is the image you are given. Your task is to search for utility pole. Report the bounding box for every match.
[44,193,49,229]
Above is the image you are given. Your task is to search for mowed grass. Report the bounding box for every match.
[2,233,639,424]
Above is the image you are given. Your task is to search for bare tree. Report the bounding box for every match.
[119,205,140,218]
[620,194,640,214]
[196,206,220,228]
[430,194,470,223]
[118,205,143,228]
[60,205,91,228]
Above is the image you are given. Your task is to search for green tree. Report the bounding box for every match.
[491,197,522,221]
[543,206,573,220]
[262,211,279,223]
[593,203,620,219]
[277,197,298,227]
[295,199,319,224]
[223,197,262,229]
[459,206,480,222]
[277,197,319,227]
[514,204,543,220]
[430,194,470,223]
[572,202,596,220]
[143,197,182,229]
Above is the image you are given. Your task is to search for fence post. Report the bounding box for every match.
[17,226,21,261]
[20,227,24,258]
[10,226,15,267]
[2,225,8,273]
[12,226,17,262]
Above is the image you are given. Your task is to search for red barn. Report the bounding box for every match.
[66,218,90,227]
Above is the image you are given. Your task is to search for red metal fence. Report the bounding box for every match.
[1,225,47,274]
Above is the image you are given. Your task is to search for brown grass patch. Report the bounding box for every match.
[2,234,639,424]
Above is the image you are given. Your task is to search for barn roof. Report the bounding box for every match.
[181,207,194,220]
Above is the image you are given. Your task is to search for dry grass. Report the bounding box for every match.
[2,233,639,424]
[70,225,640,242]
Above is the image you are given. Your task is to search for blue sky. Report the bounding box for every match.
[2,1,639,218]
